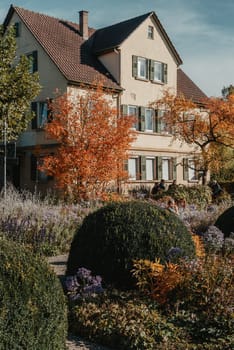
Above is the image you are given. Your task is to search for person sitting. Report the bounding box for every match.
[168,179,177,190]
[166,199,178,214]
[151,181,159,196]
[209,180,223,199]
[158,179,166,191]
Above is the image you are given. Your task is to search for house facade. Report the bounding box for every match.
[2,6,207,194]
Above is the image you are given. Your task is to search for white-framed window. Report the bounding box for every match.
[161,157,175,180]
[145,108,154,132]
[150,60,167,84]
[31,100,52,129]
[128,158,138,180]
[27,51,38,73]
[148,25,154,39]
[154,61,163,82]
[137,57,147,79]
[188,159,197,181]
[146,158,154,180]
[128,105,138,129]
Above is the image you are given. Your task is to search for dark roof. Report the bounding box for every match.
[177,68,207,103]
[92,12,183,65]
[4,5,121,91]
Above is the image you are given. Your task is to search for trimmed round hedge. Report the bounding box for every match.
[0,238,67,350]
[66,201,195,288]
[215,206,234,237]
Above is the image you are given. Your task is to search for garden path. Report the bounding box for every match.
[48,255,113,350]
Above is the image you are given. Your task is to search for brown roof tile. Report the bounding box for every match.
[177,68,207,103]
[6,6,121,91]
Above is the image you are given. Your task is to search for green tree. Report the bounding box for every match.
[222,84,234,99]
[0,25,41,141]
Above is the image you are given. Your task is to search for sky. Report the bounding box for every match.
[1,0,233,97]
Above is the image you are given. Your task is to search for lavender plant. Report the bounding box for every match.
[0,186,97,255]
[202,225,224,253]
[65,267,103,300]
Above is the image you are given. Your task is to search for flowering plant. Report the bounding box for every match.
[65,267,103,300]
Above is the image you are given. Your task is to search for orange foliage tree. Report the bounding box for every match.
[40,84,136,200]
[151,90,234,184]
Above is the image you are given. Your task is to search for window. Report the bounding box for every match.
[146,158,154,180]
[183,158,198,181]
[156,110,171,134]
[31,100,52,129]
[150,60,167,84]
[128,158,138,180]
[160,157,176,181]
[132,56,148,80]
[31,155,52,183]
[27,51,38,73]
[148,26,154,39]
[145,108,154,132]
[14,22,21,37]
[128,105,138,129]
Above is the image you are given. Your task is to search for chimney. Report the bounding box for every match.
[79,10,89,40]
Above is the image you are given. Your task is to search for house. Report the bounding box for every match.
[2,5,207,194]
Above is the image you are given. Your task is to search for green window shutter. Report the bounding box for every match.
[149,59,154,80]
[31,102,38,129]
[183,158,189,180]
[140,156,146,180]
[123,159,128,172]
[139,107,145,131]
[121,104,128,116]
[153,109,157,132]
[32,51,38,72]
[157,156,162,180]
[132,55,138,78]
[156,109,163,132]
[173,157,177,180]
[145,59,149,80]
[163,63,168,84]
[14,22,21,37]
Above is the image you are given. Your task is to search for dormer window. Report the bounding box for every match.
[148,26,154,39]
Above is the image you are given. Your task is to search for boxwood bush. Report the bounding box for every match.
[66,201,195,288]
[215,205,234,237]
[0,238,67,349]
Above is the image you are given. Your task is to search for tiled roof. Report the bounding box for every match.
[5,6,121,91]
[177,68,207,103]
[92,12,183,65]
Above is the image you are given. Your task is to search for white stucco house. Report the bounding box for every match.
[2,5,207,194]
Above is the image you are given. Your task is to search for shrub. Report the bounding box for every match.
[215,205,234,237]
[152,185,212,209]
[66,201,195,288]
[68,290,188,350]
[167,255,233,347]
[0,238,67,349]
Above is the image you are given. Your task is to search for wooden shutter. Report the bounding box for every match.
[156,156,163,180]
[153,109,157,132]
[173,157,177,180]
[31,102,38,129]
[145,59,149,80]
[32,51,38,72]
[162,63,168,83]
[121,104,128,116]
[183,158,189,180]
[149,59,154,81]
[140,156,146,180]
[132,55,138,78]
[139,107,145,131]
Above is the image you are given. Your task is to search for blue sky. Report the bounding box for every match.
[1,0,233,97]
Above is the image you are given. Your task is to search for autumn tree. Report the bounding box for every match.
[0,25,41,141]
[40,84,136,200]
[151,90,234,184]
